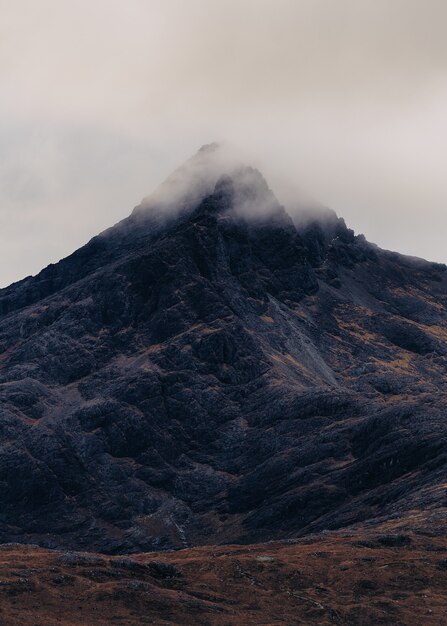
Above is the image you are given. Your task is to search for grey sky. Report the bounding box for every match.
[1,0,446,286]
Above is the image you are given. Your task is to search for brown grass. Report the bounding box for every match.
[0,529,446,625]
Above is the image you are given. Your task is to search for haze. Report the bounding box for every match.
[1,0,446,287]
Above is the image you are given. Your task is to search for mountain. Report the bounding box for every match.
[0,144,446,555]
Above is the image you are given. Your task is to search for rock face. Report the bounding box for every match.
[0,146,446,553]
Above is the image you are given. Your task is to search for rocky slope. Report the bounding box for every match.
[0,144,445,554]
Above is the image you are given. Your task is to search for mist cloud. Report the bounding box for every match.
[1,0,447,285]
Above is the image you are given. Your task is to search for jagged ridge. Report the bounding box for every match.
[0,147,445,553]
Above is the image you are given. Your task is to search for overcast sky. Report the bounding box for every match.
[1,0,446,286]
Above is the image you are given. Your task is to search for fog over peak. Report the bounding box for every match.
[1,0,447,286]
[133,143,287,225]
[134,142,239,215]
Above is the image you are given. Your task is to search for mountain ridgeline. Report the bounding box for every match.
[0,145,446,553]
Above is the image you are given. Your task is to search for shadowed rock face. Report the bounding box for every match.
[0,149,446,553]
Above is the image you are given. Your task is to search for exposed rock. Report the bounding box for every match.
[0,147,445,553]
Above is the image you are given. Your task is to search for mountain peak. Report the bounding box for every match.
[0,144,446,557]
[132,144,286,227]
[197,141,222,153]
[132,142,237,218]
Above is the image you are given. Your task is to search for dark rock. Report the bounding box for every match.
[147,561,181,579]
[377,534,412,548]
[0,147,445,553]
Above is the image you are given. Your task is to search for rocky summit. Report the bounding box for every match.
[0,144,446,555]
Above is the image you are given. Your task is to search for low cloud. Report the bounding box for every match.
[1,0,447,285]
